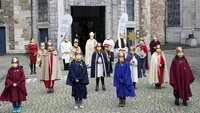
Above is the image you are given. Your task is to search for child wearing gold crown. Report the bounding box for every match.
[91,43,108,91]
[66,50,89,108]
[39,41,62,94]
[114,52,136,107]
[170,47,195,106]
[0,57,27,112]
[28,38,38,74]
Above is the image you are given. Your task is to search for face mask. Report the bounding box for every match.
[64,39,68,42]
[107,36,110,40]
[177,52,184,58]
[139,41,143,45]
[48,46,53,52]
[156,49,161,53]
[74,43,78,47]
[104,47,108,51]
[130,50,135,54]
[41,46,45,50]
[90,36,94,39]
[31,40,35,43]
[75,54,82,61]
[96,47,101,51]
[12,63,18,68]
[153,37,157,41]
[119,58,124,62]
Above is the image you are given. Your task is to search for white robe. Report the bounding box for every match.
[103,39,115,52]
[85,39,97,65]
[130,56,138,83]
[61,41,72,63]
[149,52,169,84]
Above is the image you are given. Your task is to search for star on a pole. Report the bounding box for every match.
[128,31,136,41]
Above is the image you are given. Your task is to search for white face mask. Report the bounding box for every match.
[107,36,110,40]
[64,38,68,42]
[90,35,94,39]
[41,46,45,50]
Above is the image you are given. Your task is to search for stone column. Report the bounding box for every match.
[181,0,194,44]
[139,0,151,46]
[49,0,58,47]
[150,0,166,43]
[195,0,200,44]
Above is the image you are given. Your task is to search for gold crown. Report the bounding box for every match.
[96,43,102,47]
[176,47,183,53]
[12,57,19,63]
[74,38,79,43]
[41,42,45,46]
[89,32,94,36]
[156,45,161,49]
[47,40,53,46]
[118,52,125,57]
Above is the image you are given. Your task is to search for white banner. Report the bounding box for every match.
[117,13,128,39]
[57,14,73,49]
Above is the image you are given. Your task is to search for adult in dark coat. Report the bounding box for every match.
[66,50,89,108]
[28,38,38,74]
[0,57,27,112]
[114,34,129,55]
[114,52,136,107]
[170,47,195,106]
[91,43,108,91]
[149,35,161,55]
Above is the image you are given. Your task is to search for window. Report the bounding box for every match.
[38,0,48,22]
[0,0,2,9]
[126,0,134,21]
[167,0,180,27]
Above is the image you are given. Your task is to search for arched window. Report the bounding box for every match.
[167,0,180,27]
[38,0,48,22]
[126,0,134,21]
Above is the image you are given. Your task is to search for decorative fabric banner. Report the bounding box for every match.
[117,13,128,39]
[57,14,73,50]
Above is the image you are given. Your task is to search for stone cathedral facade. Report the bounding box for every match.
[0,0,199,54]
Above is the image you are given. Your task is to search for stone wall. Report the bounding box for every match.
[13,0,31,53]
[139,0,151,46]
[0,0,31,53]
[166,0,200,45]
[0,0,14,51]
[150,0,165,43]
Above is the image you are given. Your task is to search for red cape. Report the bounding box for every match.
[170,56,195,100]
[28,43,38,64]
[0,66,27,102]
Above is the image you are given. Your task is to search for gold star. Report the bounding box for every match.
[128,31,136,41]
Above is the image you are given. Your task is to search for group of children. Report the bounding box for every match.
[0,36,195,112]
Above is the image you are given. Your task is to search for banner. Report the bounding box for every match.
[117,13,128,39]
[57,14,73,49]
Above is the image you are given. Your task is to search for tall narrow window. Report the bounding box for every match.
[126,0,134,21]
[0,0,2,9]
[38,0,48,22]
[167,0,180,27]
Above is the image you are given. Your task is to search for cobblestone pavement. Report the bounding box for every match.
[0,48,200,113]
